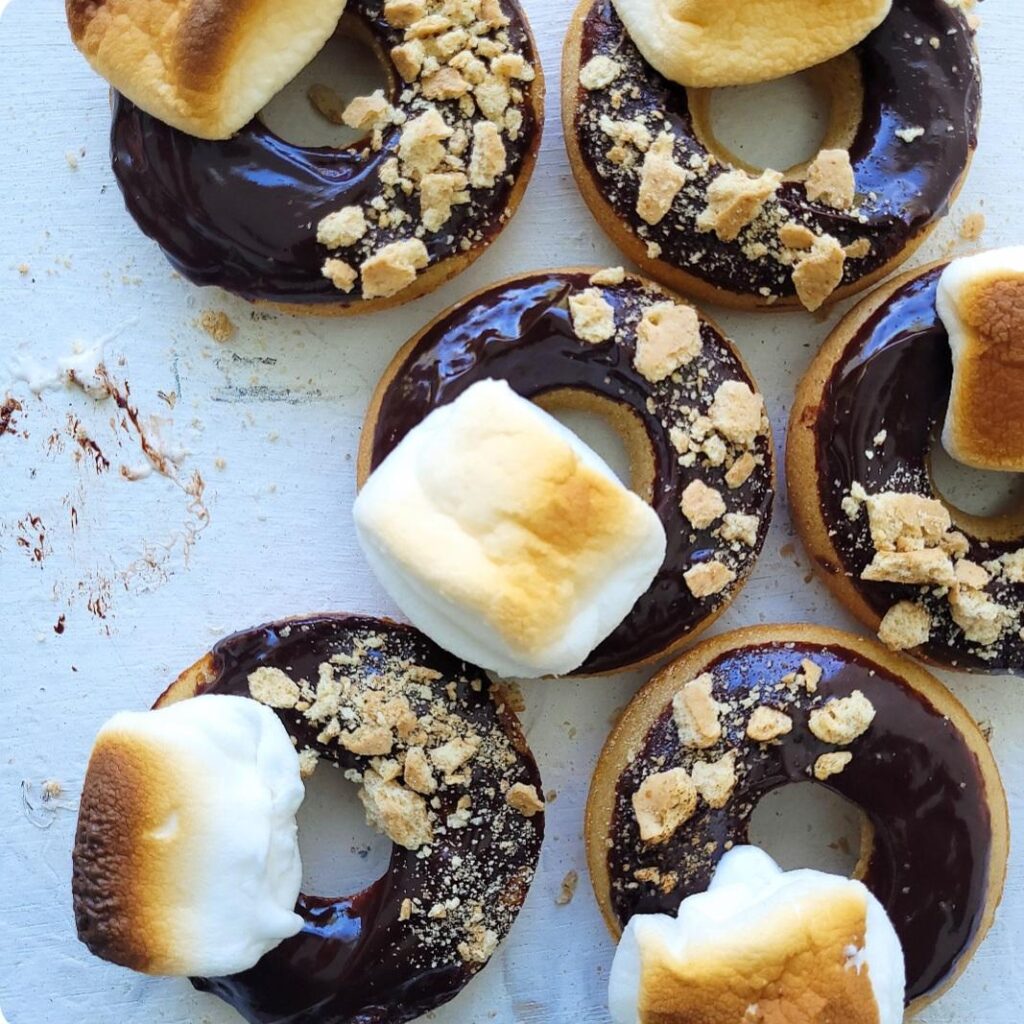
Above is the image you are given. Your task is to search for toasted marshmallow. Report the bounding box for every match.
[938,248,1024,472]
[609,846,904,1024]
[610,0,891,88]
[67,0,348,139]
[72,695,304,977]
[354,379,667,678]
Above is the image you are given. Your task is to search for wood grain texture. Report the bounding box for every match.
[1,1,1022,1021]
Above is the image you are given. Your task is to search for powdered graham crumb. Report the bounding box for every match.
[199,309,236,342]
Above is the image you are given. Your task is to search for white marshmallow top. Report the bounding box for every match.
[81,695,305,977]
[354,379,667,678]
[609,846,905,1024]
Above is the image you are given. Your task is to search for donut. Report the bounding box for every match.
[70,0,544,315]
[357,268,776,674]
[585,624,1008,1012]
[788,259,1024,674]
[156,614,544,1024]
[561,0,980,312]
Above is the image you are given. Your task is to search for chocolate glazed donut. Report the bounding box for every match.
[788,261,1024,674]
[586,625,1008,1012]
[356,269,776,675]
[562,0,980,311]
[156,614,544,1024]
[110,1,544,315]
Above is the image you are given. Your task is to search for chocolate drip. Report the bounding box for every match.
[367,272,774,673]
[606,641,993,1003]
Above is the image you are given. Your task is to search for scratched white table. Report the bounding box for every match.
[2,2,1023,1021]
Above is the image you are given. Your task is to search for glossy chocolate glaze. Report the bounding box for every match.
[606,641,994,1003]
[183,616,543,1024]
[110,1,541,306]
[813,266,1024,674]
[572,0,980,300]
[368,272,775,673]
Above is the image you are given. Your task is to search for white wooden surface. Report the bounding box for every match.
[1,1,1022,1021]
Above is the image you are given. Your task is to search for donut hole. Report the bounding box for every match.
[296,761,391,896]
[748,782,870,878]
[258,15,395,149]
[536,389,656,501]
[689,55,863,177]
[929,441,1024,538]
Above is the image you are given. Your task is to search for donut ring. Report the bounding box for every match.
[562,0,980,312]
[156,614,544,1024]
[110,2,544,315]
[585,624,1007,1011]
[357,268,776,675]
[788,260,1024,674]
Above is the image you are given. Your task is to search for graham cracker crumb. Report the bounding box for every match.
[696,169,782,242]
[590,266,626,286]
[691,751,736,808]
[322,258,358,293]
[808,691,876,745]
[343,90,392,130]
[746,706,793,742]
[199,309,236,343]
[637,133,688,226]
[308,83,347,124]
[672,673,722,750]
[248,666,300,708]
[805,149,856,210]
[555,869,579,906]
[680,479,725,530]
[814,751,853,781]
[720,512,760,547]
[469,120,507,187]
[792,234,846,311]
[318,206,369,249]
[779,223,816,250]
[360,239,429,299]
[569,288,617,343]
[725,452,757,489]
[684,559,736,598]
[632,767,697,844]
[878,601,932,650]
[359,768,434,850]
[709,381,765,448]
[579,55,622,91]
[633,301,702,382]
[506,782,545,817]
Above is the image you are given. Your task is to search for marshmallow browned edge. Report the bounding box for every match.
[65,0,348,139]
[938,247,1024,472]
[71,695,304,977]
[609,0,891,88]
[609,847,904,1024]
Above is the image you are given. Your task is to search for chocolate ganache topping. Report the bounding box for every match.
[606,639,995,1004]
[570,0,980,305]
[161,615,543,1024]
[812,265,1024,674]
[111,0,541,306]
[365,271,775,674]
